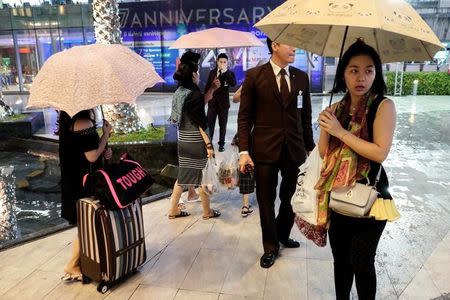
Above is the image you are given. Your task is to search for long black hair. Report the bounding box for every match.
[332,40,386,96]
[173,51,200,88]
[56,109,96,137]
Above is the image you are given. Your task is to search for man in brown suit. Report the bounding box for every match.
[238,38,315,268]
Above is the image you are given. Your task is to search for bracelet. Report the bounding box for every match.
[206,142,212,146]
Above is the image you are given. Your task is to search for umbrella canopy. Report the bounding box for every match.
[255,0,443,63]
[170,27,264,49]
[27,44,164,117]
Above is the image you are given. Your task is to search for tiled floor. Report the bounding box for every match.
[0,188,448,299]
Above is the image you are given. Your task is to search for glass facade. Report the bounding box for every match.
[0,4,94,92]
[0,0,449,94]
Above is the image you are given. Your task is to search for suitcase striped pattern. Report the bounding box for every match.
[77,197,146,284]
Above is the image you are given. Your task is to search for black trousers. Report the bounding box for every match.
[328,211,387,300]
[254,144,299,253]
[207,105,229,147]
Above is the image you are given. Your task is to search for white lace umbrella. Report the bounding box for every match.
[255,0,443,63]
[170,27,264,49]
[27,44,164,117]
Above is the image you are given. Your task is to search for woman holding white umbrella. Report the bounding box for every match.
[58,109,113,281]
[317,40,400,299]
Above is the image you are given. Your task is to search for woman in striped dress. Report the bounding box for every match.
[168,51,221,219]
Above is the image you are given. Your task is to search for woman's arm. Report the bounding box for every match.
[74,119,112,163]
[199,127,214,158]
[319,99,396,163]
[204,78,220,103]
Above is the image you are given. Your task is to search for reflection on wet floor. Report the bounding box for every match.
[0,151,63,245]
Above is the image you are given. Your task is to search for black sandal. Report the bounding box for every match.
[168,210,190,219]
[241,206,253,217]
[203,209,221,220]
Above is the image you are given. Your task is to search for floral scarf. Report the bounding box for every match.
[314,92,375,225]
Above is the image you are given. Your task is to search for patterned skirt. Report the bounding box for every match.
[177,128,207,186]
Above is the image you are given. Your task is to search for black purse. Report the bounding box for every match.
[83,153,154,209]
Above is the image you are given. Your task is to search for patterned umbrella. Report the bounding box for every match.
[27,44,164,117]
[255,0,443,63]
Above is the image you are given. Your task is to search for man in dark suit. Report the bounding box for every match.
[205,53,237,152]
[238,38,315,268]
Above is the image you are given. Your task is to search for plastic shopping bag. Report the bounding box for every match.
[201,158,220,195]
[291,146,322,225]
[217,146,239,190]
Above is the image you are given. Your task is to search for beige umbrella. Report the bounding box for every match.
[169,27,264,49]
[255,0,443,63]
[27,44,164,117]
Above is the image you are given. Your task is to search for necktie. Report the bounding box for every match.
[279,69,290,107]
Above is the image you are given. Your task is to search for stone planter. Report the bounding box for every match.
[0,112,44,138]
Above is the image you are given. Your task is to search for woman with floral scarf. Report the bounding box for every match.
[317,40,400,299]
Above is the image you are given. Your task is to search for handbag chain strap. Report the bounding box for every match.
[370,165,382,188]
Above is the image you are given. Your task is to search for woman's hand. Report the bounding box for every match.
[102,119,112,137]
[104,147,112,160]
[206,148,215,158]
[318,107,345,138]
[212,78,220,90]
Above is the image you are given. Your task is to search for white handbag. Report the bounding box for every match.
[291,147,322,225]
[329,167,382,217]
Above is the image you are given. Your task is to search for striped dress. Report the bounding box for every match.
[177,89,208,186]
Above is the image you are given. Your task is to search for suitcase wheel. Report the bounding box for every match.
[97,281,109,294]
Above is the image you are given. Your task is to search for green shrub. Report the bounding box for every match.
[1,114,26,122]
[97,126,165,143]
[386,71,450,95]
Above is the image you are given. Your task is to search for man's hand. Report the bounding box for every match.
[239,154,254,173]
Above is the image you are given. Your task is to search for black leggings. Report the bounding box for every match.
[328,211,386,300]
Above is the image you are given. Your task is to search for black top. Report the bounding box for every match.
[343,95,392,199]
[59,126,102,224]
[181,83,207,131]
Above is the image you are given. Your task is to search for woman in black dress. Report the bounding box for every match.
[317,40,400,299]
[58,109,112,280]
[168,51,221,219]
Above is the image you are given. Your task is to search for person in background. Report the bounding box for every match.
[58,109,112,281]
[317,39,400,299]
[168,51,221,220]
[205,53,237,152]
[231,87,254,217]
[238,38,315,268]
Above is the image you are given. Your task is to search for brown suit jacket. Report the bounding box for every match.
[238,62,315,164]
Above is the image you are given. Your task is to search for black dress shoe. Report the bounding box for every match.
[279,238,300,248]
[260,251,278,268]
[218,146,225,152]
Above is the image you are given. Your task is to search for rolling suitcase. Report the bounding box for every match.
[77,197,147,293]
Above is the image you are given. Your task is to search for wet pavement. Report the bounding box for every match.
[0,94,448,299]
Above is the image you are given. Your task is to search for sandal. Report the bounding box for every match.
[241,206,253,217]
[203,209,221,220]
[168,210,190,219]
[61,273,83,281]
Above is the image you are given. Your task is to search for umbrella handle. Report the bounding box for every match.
[329,26,349,107]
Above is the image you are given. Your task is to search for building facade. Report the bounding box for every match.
[0,0,448,94]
